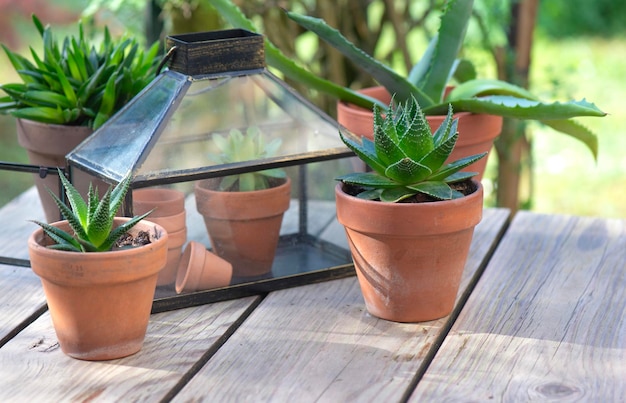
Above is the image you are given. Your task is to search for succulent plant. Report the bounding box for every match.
[338,97,486,202]
[209,127,287,192]
[0,14,160,130]
[31,170,151,252]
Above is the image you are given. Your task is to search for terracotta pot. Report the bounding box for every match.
[176,241,233,293]
[133,188,187,286]
[132,188,186,217]
[194,178,291,278]
[336,87,503,180]
[28,218,168,360]
[16,119,94,222]
[335,180,483,322]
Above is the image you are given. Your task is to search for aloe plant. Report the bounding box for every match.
[207,0,606,159]
[0,14,160,130]
[338,97,485,202]
[209,127,287,192]
[31,170,151,252]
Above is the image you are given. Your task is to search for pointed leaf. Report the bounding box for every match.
[446,78,537,101]
[337,172,399,188]
[285,10,433,107]
[429,152,487,181]
[30,220,82,252]
[419,132,458,173]
[441,96,607,120]
[419,0,474,102]
[385,157,432,184]
[380,187,417,203]
[407,181,462,200]
[57,170,89,225]
[339,129,387,176]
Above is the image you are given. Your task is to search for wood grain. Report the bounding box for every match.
[411,212,626,401]
[172,209,510,402]
[0,296,260,402]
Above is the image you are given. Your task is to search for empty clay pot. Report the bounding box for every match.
[176,241,232,294]
[133,188,187,286]
[132,188,185,217]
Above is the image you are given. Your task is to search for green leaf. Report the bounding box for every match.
[429,152,487,182]
[446,78,537,101]
[339,129,387,176]
[441,96,607,120]
[57,170,89,225]
[380,187,417,202]
[385,157,432,184]
[285,10,433,107]
[8,107,66,124]
[407,181,461,200]
[86,189,113,249]
[336,172,399,188]
[419,0,474,102]
[29,220,82,252]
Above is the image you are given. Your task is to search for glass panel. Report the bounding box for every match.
[134,71,345,181]
[67,72,189,182]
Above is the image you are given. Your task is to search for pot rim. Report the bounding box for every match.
[335,179,483,236]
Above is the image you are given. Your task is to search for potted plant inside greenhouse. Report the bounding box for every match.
[335,96,485,323]
[27,171,168,360]
[0,14,160,222]
[194,127,291,280]
[210,0,607,180]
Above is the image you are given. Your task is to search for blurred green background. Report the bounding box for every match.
[0,0,624,217]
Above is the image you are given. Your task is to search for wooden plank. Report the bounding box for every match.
[173,208,511,402]
[0,187,48,344]
[0,296,261,402]
[0,264,46,346]
[411,212,626,401]
[0,187,45,260]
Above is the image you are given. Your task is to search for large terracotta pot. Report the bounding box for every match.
[335,180,483,322]
[16,119,94,222]
[336,87,503,180]
[133,188,187,286]
[28,218,168,360]
[194,178,291,278]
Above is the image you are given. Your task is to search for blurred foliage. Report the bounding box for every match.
[538,0,626,38]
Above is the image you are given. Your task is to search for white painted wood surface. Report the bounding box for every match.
[172,209,511,402]
[410,212,626,401]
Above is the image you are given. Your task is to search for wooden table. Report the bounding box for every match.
[0,188,624,402]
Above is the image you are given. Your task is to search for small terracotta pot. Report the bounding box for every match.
[146,211,186,232]
[337,86,503,180]
[28,218,168,360]
[335,180,483,323]
[158,227,187,286]
[194,178,291,278]
[133,188,187,286]
[176,241,233,293]
[132,188,185,217]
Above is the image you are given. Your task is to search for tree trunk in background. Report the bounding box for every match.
[494,0,538,213]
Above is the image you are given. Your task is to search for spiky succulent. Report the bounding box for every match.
[209,127,286,192]
[338,97,486,202]
[31,170,151,252]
